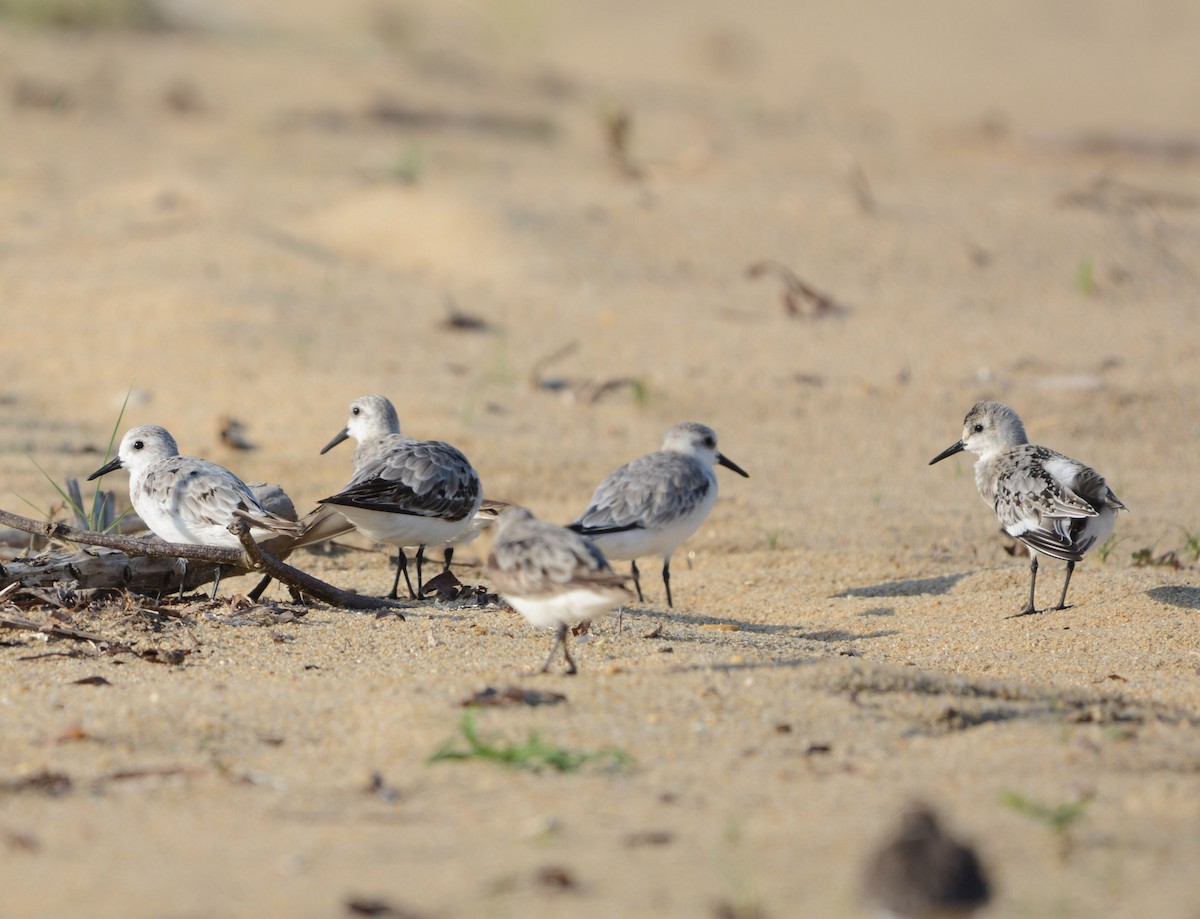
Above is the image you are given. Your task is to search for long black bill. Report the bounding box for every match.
[86,456,123,481]
[928,441,966,465]
[320,428,350,455]
[717,453,750,478]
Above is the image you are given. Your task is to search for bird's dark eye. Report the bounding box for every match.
[133,440,144,450]
[972,423,984,433]
[351,406,361,416]
[704,436,715,448]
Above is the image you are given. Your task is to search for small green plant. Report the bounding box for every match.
[1000,789,1093,859]
[17,388,132,532]
[760,529,781,551]
[630,378,649,407]
[1095,533,1124,563]
[1076,258,1097,296]
[1179,527,1200,563]
[429,712,631,773]
[0,0,171,30]
[387,143,425,185]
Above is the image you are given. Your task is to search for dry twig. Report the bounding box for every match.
[745,260,848,317]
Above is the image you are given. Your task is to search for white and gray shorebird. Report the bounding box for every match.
[930,401,1126,617]
[87,425,301,596]
[568,422,748,608]
[488,506,634,674]
[315,395,483,600]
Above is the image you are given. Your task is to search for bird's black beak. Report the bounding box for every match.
[320,428,350,455]
[717,453,750,478]
[86,456,123,481]
[929,441,966,465]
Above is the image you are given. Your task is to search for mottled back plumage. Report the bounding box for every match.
[490,507,632,601]
[489,506,632,673]
[930,401,1126,616]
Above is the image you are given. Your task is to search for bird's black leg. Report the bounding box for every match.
[630,560,644,603]
[415,545,427,596]
[662,558,673,609]
[443,547,454,573]
[1006,555,1040,618]
[1053,560,1076,611]
[210,564,223,601]
[388,549,416,600]
[541,623,576,675]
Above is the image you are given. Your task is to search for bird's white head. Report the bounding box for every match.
[662,422,749,477]
[88,424,180,480]
[321,394,401,454]
[930,401,1029,465]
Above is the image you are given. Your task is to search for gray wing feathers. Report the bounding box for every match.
[327,439,481,520]
[574,452,711,531]
[490,521,629,599]
[151,460,299,535]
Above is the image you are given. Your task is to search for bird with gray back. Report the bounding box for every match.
[316,395,483,600]
[87,425,301,598]
[568,422,748,608]
[489,506,633,674]
[930,401,1126,617]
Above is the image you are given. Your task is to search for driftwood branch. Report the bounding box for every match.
[229,515,405,616]
[0,508,407,613]
[0,509,247,564]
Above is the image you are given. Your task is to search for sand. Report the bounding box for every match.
[2,1,1199,916]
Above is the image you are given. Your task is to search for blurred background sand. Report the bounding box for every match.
[1,1,1199,916]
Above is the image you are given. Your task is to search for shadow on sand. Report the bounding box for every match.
[664,656,822,676]
[640,609,900,642]
[1146,585,1200,611]
[833,572,970,599]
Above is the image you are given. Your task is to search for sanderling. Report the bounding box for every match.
[568,422,748,608]
[488,506,633,674]
[87,425,301,596]
[930,401,1126,617]
[861,803,991,918]
[316,395,483,600]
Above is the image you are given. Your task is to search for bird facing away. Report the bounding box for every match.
[87,425,301,597]
[568,422,748,608]
[930,401,1126,617]
[488,506,634,674]
[861,803,991,918]
[316,395,483,600]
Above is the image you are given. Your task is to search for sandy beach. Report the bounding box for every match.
[2,1,1199,916]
